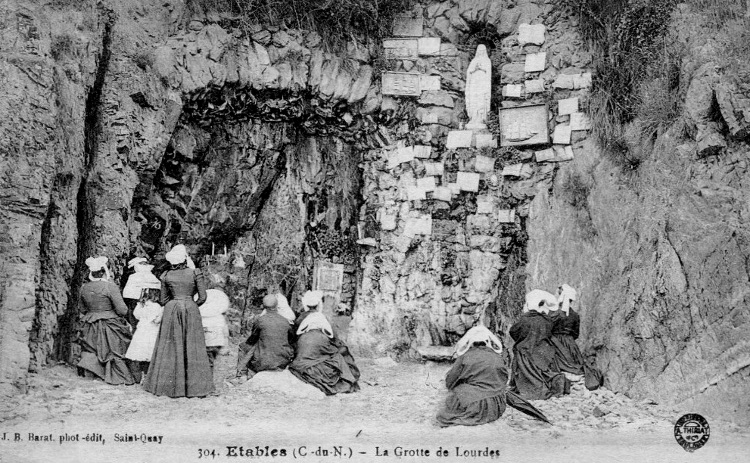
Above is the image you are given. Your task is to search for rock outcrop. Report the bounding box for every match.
[525,6,750,424]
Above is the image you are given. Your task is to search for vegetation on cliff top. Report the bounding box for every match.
[560,0,749,169]
[189,0,415,46]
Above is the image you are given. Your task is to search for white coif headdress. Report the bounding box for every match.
[454,325,503,357]
[558,284,577,316]
[85,256,111,281]
[198,289,230,317]
[122,263,160,299]
[297,312,334,338]
[165,244,195,269]
[301,290,324,311]
[127,257,148,268]
[524,289,557,314]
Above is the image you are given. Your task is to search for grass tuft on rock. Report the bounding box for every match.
[558,0,749,169]
[50,33,76,61]
[188,0,416,48]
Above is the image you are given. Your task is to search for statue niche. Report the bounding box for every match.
[465,44,492,131]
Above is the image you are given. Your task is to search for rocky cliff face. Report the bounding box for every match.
[1,0,748,424]
[526,6,750,423]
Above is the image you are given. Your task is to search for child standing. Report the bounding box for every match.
[199,288,230,376]
[125,287,163,378]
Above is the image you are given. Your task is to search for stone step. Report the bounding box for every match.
[415,345,454,361]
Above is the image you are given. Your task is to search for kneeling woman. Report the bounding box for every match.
[509,290,569,400]
[289,312,360,395]
[77,256,137,385]
[436,326,508,427]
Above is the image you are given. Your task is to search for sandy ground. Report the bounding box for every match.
[1,347,747,463]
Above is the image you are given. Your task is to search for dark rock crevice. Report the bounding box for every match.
[57,8,115,363]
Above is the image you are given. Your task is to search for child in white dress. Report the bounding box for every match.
[198,288,230,376]
[125,288,163,377]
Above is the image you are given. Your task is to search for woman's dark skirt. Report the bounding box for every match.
[437,392,506,427]
[77,318,137,385]
[511,346,569,400]
[290,350,360,396]
[142,299,214,398]
[550,334,585,375]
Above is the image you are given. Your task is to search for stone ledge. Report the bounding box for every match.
[416,345,454,361]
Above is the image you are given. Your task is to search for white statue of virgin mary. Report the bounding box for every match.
[465,44,492,130]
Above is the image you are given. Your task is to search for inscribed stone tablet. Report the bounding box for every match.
[421,112,439,124]
[383,39,419,59]
[501,163,533,179]
[404,216,432,237]
[457,172,481,192]
[558,97,578,115]
[553,74,575,89]
[474,155,496,173]
[388,145,414,168]
[534,148,555,162]
[497,209,516,223]
[424,161,444,176]
[394,235,412,252]
[474,133,497,149]
[536,146,573,162]
[574,72,592,89]
[524,52,546,73]
[476,196,494,214]
[393,15,423,37]
[418,37,441,55]
[570,112,591,131]
[552,124,572,144]
[314,261,344,292]
[386,150,400,169]
[416,176,436,192]
[380,214,397,231]
[433,186,452,202]
[382,72,421,96]
[502,84,524,98]
[552,145,574,161]
[406,185,426,200]
[414,216,432,235]
[518,23,546,46]
[419,74,441,91]
[525,79,545,93]
[446,130,473,149]
[499,104,550,147]
[413,145,432,158]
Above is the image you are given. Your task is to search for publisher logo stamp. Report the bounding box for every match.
[674,413,710,452]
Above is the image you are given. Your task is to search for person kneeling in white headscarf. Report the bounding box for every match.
[549,284,603,390]
[509,290,569,400]
[436,326,508,427]
[289,312,360,395]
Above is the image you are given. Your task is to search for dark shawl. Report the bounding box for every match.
[436,346,508,427]
[509,311,569,400]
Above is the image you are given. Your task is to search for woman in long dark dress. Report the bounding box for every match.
[290,312,360,395]
[76,256,138,385]
[509,290,569,400]
[436,326,508,427]
[143,245,214,398]
[548,284,585,376]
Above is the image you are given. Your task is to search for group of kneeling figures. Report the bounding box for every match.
[75,244,601,427]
